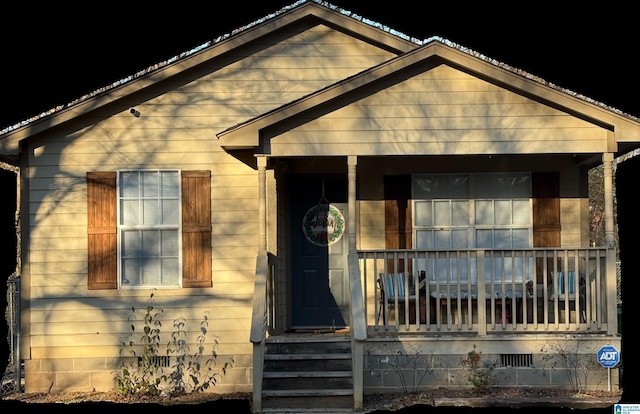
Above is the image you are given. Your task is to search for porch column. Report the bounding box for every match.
[347,156,364,410]
[603,152,617,335]
[348,156,357,250]
[258,156,267,252]
[253,155,268,412]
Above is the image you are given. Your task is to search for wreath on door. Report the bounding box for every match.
[302,203,345,246]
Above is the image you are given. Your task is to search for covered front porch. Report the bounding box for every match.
[217,36,630,411]
[247,152,621,411]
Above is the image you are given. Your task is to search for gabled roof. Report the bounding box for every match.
[0,0,417,142]
[2,0,639,154]
[218,36,640,150]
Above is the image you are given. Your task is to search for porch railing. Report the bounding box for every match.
[249,250,275,413]
[358,248,610,334]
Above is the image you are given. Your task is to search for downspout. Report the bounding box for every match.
[14,277,20,392]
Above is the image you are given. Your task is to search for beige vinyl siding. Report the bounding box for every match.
[357,200,385,250]
[267,65,609,156]
[560,198,583,247]
[23,24,395,392]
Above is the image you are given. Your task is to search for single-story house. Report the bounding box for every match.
[0,1,632,411]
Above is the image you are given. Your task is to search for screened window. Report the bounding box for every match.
[118,170,181,288]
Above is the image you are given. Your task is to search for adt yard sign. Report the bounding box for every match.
[597,345,620,368]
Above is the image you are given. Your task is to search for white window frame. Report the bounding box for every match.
[412,172,533,284]
[116,169,183,289]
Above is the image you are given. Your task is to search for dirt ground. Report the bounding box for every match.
[1,387,623,412]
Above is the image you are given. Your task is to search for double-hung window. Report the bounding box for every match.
[118,170,181,288]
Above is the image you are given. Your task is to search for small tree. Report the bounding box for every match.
[459,344,504,393]
[113,291,233,398]
[166,312,233,394]
[113,291,166,396]
[367,342,438,393]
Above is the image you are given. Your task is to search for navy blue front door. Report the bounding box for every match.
[290,177,348,328]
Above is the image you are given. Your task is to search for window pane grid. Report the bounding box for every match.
[118,170,181,288]
[413,172,531,252]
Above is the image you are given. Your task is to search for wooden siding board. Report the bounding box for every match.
[187,67,370,82]
[30,344,251,358]
[31,305,251,324]
[269,139,609,156]
[30,240,86,254]
[30,284,252,298]
[271,128,607,144]
[30,262,87,276]
[31,225,85,239]
[28,294,250,312]
[30,274,85,287]
[211,235,258,248]
[213,223,258,236]
[288,116,600,131]
[31,200,86,214]
[211,246,258,261]
[211,259,256,274]
[266,64,609,155]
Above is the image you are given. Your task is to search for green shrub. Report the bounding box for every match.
[459,344,502,393]
[112,291,233,398]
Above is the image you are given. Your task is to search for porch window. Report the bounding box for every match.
[118,170,181,288]
[412,172,532,283]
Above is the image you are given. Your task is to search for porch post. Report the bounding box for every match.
[253,155,268,412]
[347,155,364,410]
[258,156,267,252]
[348,156,357,250]
[603,152,617,335]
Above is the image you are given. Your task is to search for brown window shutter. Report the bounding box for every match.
[182,170,212,288]
[532,172,561,247]
[532,172,561,283]
[384,175,412,272]
[87,172,117,289]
